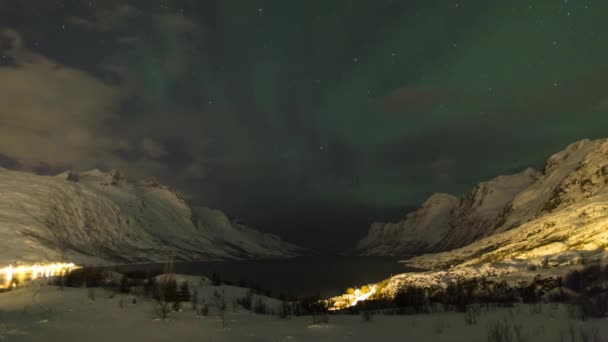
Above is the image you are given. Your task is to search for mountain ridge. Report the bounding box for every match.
[0,167,303,265]
[358,138,608,262]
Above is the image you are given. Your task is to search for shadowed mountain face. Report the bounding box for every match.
[359,138,608,260]
[0,168,302,265]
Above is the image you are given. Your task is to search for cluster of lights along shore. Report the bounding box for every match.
[330,284,378,310]
[0,263,79,289]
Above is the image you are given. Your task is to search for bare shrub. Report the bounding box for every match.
[191,289,198,311]
[394,286,428,313]
[278,301,292,319]
[153,277,178,320]
[361,310,374,322]
[487,319,513,342]
[197,304,209,317]
[513,323,525,342]
[237,290,253,311]
[212,290,228,328]
[434,315,445,334]
[465,305,480,325]
[253,297,267,315]
[310,302,329,325]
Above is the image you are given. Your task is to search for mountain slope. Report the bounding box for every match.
[357,193,458,256]
[0,168,302,265]
[407,138,608,269]
[359,168,539,256]
[359,138,608,258]
[437,167,540,250]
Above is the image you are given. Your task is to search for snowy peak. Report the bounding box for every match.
[357,193,458,256]
[421,193,459,209]
[437,167,540,250]
[359,138,608,257]
[0,168,302,265]
[543,139,596,175]
[456,168,540,220]
[358,168,539,256]
[496,139,607,232]
[540,139,608,214]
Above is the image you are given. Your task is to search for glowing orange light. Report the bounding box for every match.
[328,284,378,311]
[0,262,79,289]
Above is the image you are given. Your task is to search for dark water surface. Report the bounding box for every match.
[112,256,413,298]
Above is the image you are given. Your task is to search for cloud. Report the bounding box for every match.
[0,30,119,165]
[154,14,201,33]
[139,138,167,159]
[0,28,172,180]
[69,3,141,32]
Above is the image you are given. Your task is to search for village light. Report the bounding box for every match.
[328,284,378,311]
[0,262,79,289]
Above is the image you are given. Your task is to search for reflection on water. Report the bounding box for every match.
[113,256,411,298]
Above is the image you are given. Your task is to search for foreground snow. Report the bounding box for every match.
[0,281,607,341]
[0,168,302,265]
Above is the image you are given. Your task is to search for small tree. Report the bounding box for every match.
[361,310,374,322]
[237,290,253,311]
[253,297,267,314]
[212,290,228,328]
[395,286,428,313]
[119,275,130,294]
[192,288,198,311]
[144,277,157,298]
[177,281,191,303]
[310,301,329,325]
[154,276,178,320]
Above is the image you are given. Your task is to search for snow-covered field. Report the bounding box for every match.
[1,279,607,342]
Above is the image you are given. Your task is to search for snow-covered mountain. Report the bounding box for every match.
[357,193,458,256]
[359,168,539,256]
[359,138,608,261]
[0,168,302,265]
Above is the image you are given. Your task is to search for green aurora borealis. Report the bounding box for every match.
[2,0,608,249]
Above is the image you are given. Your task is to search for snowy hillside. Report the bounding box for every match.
[359,138,608,260]
[357,193,458,256]
[359,168,539,256]
[408,139,608,270]
[0,168,302,265]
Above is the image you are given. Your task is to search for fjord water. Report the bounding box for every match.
[113,256,409,298]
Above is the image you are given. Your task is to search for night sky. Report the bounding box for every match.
[1,0,608,251]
